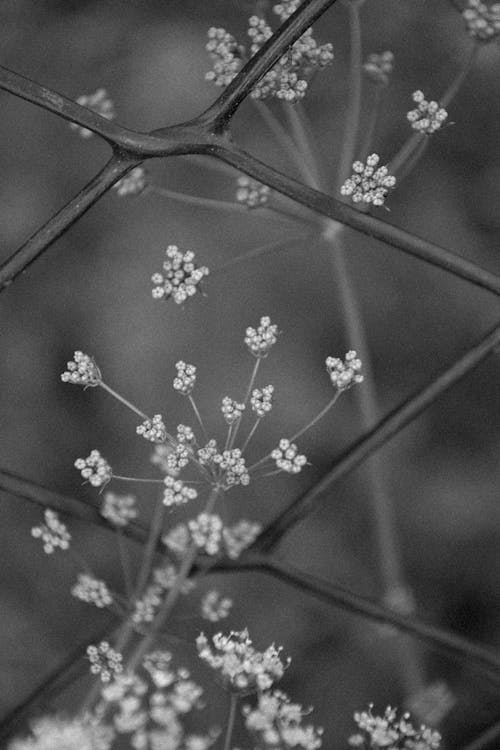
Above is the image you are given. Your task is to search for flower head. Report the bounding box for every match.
[251,385,274,417]
[340,154,396,206]
[8,715,114,750]
[201,590,233,622]
[162,523,190,556]
[70,88,115,139]
[214,448,250,487]
[151,245,209,305]
[236,176,271,208]
[244,690,323,750]
[223,519,262,558]
[205,27,245,87]
[326,350,363,391]
[462,0,500,41]
[348,705,441,749]
[101,492,137,527]
[163,475,198,507]
[31,510,71,554]
[136,414,167,443]
[114,166,147,197]
[245,316,279,357]
[75,450,112,487]
[406,90,448,135]
[86,641,123,683]
[173,361,197,395]
[196,629,290,692]
[221,396,245,425]
[188,513,224,555]
[72,574,113,608]
[363,50,394,86]
[61,351,101,387]
[271,439,307,474]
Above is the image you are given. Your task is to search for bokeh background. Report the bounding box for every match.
[1,0,500,747]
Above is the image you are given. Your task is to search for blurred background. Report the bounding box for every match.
[0,0,500,746]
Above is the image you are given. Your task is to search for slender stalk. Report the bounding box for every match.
[189,395,209,443]
[240,418,261,453]
[284,103,325,190]
[116,529,134,600]
[223,694,239,750]
[229,358,261,449]
[134,492,166,594]
[336,0,364,190]
[359,85,383,160]
[145,184,250,213]
[99,381,149,420]
[112,475,164,484]
[213,233,313,275]
[289,392,341,442]
[441,42,478,107]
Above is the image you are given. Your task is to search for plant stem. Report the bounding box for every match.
[145,184,249,213]
[283,103,323,189]
[289,391,341,442]
[359,85,383,161]
[116,528,134,600]
[223,694,239,750]
[229,359,261,449]
[112,475,164,484]
[134,491,166,594]
[213,232,313,275]
[99,381,148,421]
[240,418,261,453]
[189,395,209,443]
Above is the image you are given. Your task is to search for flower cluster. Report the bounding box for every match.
[363,50,394,86]
[196,629,290,692]
[326,351,364,391]
[163,475,198,507]
[133,566,194,624]
[244,690,323,750]
[31,510,71,554]
[137,414,168,443]
[340,154,396,207]
[221,396,246,425]
[201,590,233,622]
[462,0,500,41]
[113,166,147,197]
[151,444,179,476]
[251,384,274,417]
[245,316,279,357]
[214,448,250,486]
[222,519,262,558]
[205,4,333,103]
[348,705,441,749]
[101,492,137,527]
[75,450,112,487]
[72,574,113,608]
[9,715,114,750]
[173,361,197,395]
[151,245,209,305]
[61,351,101,387]
[271,439,307,474]
[163,517,260,559]
[188,513,224,555]
[87,641,123,683]
[236,176,271,208]
[406,90,448,135]
[70,88,115,139]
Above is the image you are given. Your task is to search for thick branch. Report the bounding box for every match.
[252,320,500,552]
[213,143,500,297]
[216,554,500,685]
[200,0,339,131]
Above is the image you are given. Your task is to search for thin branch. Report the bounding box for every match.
[200,0,340,131]
[212,142,500,297]
[0,154,135,291]
[461,720,500,750]
[215,554,500,685]
[252,320,500,552]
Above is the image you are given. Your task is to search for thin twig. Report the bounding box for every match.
[461,719,500,750]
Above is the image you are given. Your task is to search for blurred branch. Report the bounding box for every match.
[461,720,500,750]
[215,554,500,685]
[252,320,500,552]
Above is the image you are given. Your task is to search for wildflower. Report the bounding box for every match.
[8,715,114,750]
[151,244,209,305]
[462,0,500,41]
[251,385,274,417]
[132,583,162,624]
[162,523,190,556]
[113,166,147,197]
[236,176,270,208]
[151,444,180,476]
[326,350,364,391]
[196,629,290,692]
[406,91,448,135]
[201,590,233,621]
[60,351,101,387]
[163,475,198,506]
[340,154,396,206]
[197,439,219,466]
[143,651,175,688]
[221,396,245,425]
[245,316,279,357]
[363,50,394,86]
[244,690,323,750]
[136,414,167,443]
[101,492,137,527]
[173,361,197,395]
[205,27,245,88]
[70,88,115,139]
[214,448,250,487]
[154,564,195,594]
[188,513,223,555]
[87,641,123,683]
[348,705,441,749]
[75,450,112,487]
[177,424,195,443]
[72,574,113,608]
[271,439,307,474]
[223,520,262,558]
[31,510,71,554]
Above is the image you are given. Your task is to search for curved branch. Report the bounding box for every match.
[215,554,500,685]
[252,320,500,552]
[0,154,135,290]
[200,0,339,131]
[212,143,500,297]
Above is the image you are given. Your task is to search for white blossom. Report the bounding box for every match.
[31,510,71,554]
